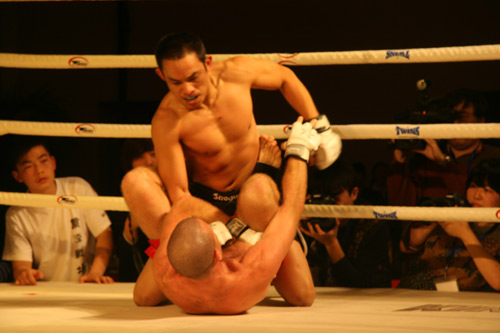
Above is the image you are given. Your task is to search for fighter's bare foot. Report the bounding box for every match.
[258,135,282,169]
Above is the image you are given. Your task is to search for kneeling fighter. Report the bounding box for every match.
[134,117,320,314]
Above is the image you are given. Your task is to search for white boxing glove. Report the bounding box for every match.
[312,114,342,170]
[284,118,322,163]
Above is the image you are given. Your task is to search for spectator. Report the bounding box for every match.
[2,137,114,285]
[387,88,500,207]
[301,160,392,288]
[399,159,500,292]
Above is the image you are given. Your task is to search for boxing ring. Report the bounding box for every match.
[1,282,499,332]
[2,2,500,331]
[1,47,500,222]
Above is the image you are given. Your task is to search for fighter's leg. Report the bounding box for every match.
[272,241,315,306]
[133,258,169,306]
[237,135,314,306]
[235,135,281,230]
[121,166,171,240]
[239,174,314,306]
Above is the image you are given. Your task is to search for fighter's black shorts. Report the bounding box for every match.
[189,162,281,216]
[189,182,239,216]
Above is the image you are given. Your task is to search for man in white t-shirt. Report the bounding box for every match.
[2,139,114,285]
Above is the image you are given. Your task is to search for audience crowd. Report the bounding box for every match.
[1,88,499,295]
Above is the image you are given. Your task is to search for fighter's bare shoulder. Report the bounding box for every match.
[218,55,286,91]
[154,93,182,119]
[151,96,183,135]
[217,55,274,84]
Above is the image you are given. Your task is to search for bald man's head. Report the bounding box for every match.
[167,217,216,279]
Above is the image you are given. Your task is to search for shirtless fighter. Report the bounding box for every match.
[120,33,340,310]
[122,31,340,240]
[134,118,320,314]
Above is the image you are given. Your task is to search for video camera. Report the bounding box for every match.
[301,194,337,231]
[410,192,467,227]
[417,192,468,208]
[393,79,458,151]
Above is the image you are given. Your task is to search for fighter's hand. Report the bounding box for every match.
[284,116,321,163]
[311,114,342,170]
[79,273,115,284]
[15,268,44,285]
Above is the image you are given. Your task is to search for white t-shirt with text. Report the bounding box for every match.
[3,177,111,282]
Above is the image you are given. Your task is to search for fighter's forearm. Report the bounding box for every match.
[280,67,319,120]
[158,165,190,204]
[280,156,308,222]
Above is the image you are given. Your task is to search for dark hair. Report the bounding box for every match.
[467,158,500,194]
[442,88,489,120]
[155,32,206,70]
[9,136,52,171]
[120,139,154,172]
[309,159,358,198]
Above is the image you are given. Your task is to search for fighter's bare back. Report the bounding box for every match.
[154,231,268,314]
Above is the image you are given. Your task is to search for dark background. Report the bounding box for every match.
[1,0,499,254]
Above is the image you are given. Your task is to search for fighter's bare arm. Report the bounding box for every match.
[241,157,308,279]
[152,106,191,204]
[226,56,320,120]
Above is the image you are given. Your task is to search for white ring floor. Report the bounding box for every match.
[1,282,499,332]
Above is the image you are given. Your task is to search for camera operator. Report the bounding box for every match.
[300,160,392,288]
[399,159,500,292]
[387,88,500,207]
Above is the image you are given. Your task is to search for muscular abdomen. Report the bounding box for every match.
[183,114,259,192]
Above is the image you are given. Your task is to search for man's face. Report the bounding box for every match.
[467,182,500,208]
[453,101,479,124]
[12,145,56,194]
[333,188,359,225]
[334,188,358,206]
[449,101,483,151]
[158,52,211,110]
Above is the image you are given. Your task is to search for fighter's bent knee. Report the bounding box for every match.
[240,173,279,206]
[121,166,158,193]
[133,288,162,307]
[286,289,315,307]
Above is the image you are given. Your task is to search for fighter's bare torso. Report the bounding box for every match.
[153,58,260,192]
[154,236,270,314]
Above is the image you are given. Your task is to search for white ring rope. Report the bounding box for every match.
[1,120,500,140]
[1,38,499,223]
[1,44,500,69]
[0,192,498,223]
[0,121,152,138]
[0,192,128,211]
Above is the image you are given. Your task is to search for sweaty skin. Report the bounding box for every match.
[132,135,315,314]
[152,156,310,315]
[153,212,264,314]
[152,53,319,204]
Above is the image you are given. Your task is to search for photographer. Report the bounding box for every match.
[387,88,500,207]
[399,159,500,292]
[300,160,392,288]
